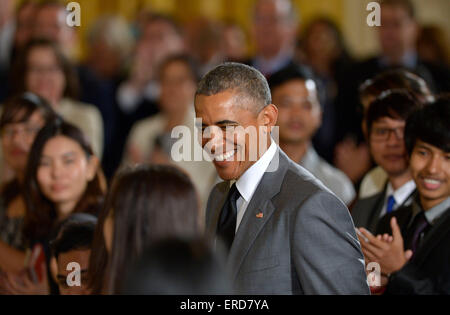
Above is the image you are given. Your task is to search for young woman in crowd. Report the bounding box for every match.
[0,93,56,276]
[89,164,200,294]
[11,38,104,158]
[123,54,217,212]
[3,119,106,294]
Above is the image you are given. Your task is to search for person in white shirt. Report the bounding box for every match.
[269,64,356,205]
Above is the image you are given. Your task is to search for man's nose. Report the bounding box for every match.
[425,154,441,175]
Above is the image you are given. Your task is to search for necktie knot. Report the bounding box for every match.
[386,195,396,213]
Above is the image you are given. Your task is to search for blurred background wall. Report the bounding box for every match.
[13,0,450,60]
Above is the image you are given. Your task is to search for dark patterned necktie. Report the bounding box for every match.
[217,184,241,252]
[405,211,430,255]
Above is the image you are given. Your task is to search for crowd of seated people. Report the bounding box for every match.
[0,0,449,295]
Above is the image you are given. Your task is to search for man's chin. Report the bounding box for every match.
[215,162,242,181]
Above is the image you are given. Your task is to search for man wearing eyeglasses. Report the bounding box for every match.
[352,90,423,233]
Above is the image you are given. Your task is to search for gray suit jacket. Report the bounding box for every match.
[206,148,370,295]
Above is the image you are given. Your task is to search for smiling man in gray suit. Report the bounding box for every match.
[194,62,369,295]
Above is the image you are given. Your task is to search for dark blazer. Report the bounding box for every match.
[206,148,370,295]
[351,183,388,233]
[376,204,450,294]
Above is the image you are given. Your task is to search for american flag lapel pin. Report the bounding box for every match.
[256,212,264,219]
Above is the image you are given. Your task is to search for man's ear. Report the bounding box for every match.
[86,155,99,181]
[259,104,278,131]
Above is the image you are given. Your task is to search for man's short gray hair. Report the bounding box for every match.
[196,62,272,113]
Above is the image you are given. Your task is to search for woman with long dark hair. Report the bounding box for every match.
[89,164,200,294]
[3,119,106,294]
[0,93,56,275]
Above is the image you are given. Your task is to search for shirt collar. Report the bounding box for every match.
[412,196,450,225]
[300,146,319,170]
[386,180,416,206]
[379,50,418,69]
[234,139,278,203]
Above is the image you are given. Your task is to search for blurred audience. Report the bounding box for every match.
[2,119,105,295]
[247,0,299,77]
[114,14,185,176]
[296,17,355,163]
[185,17,225,76]
[269,64,356,205]
[84,15,135,178]
[0,93,56,275]
[223,21,248,63]
[124,54,217,210]
[417,24,450,67]
[11,39,104,158]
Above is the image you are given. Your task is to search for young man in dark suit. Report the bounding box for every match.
[352,90,422,232]
[358,98,450,294]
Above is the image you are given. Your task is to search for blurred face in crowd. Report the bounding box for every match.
[0,0,14,26]
[379,4,418,60]
[37,135,97,216]
[14,2,37,49]
[34,5,75,50]
[1,110,45,177]
[195,90,277,181]
[223,24,247,61]
[274,79,322,144]
[410,140,450,210]
[139,19,184,70]
[304,21,339,63]
[369,117,409,177]
[159,61,197,114]
[57,249,92,295]
[26,46,66,106]
[252,0,297,59]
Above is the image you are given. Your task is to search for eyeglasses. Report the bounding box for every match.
[371,127,405,141]
[1,125,42,139]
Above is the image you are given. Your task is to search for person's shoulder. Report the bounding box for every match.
[359,167,388,199]
[61,98,101,117]
[281,157,341,206]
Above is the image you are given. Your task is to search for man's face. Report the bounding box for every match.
[57,249,91,295]
[410,140,450,210]
[379,4,417,58]
[252,0,296,59]
[195,90,276,181]
[369,117,409,177]
[274,79,322,144]
[34,6,74,48]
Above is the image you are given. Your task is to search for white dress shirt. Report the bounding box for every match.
[379,179,416,218]
[232,140,278,233]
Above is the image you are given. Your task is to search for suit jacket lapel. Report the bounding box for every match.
[206,182,229,240]
[227,149,289,280]
[413,207,450,266]
[369,182,388,232]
